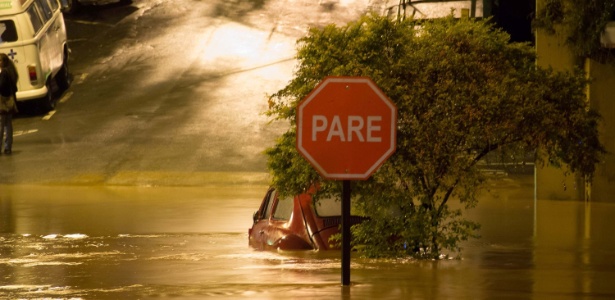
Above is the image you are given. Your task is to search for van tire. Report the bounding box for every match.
[39,82,56,112]
[55,56,71,91]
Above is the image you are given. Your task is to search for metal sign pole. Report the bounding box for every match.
[342,180,351,286]
[295,76,396,286]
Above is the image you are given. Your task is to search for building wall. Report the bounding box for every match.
[535,0,615,202]
[586,61,615,202]
[534,25,586,201]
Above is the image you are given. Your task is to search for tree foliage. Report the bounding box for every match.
[265,15,605,259]
[534,0,615,62]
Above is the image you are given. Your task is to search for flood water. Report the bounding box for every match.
[1,176,615,299]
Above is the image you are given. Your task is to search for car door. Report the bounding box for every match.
[249,189,276,250]
[265,193,295,248]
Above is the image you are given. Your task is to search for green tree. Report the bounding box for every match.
[534,0,615,62]
[265,14,605,259]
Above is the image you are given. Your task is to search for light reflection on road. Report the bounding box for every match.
[1,177,615,299]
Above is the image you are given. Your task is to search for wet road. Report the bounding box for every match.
[1,0,615,298]
[2,176,615,299]
[4,0,377,185]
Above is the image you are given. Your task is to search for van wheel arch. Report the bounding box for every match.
[38,80,56,113]
[55,45,71,91]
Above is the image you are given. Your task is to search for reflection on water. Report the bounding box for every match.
[1,178,615,299]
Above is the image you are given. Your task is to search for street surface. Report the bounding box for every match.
[1,0,615,299]
[3,0,380,186]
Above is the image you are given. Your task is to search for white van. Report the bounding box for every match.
[0,0,70,111]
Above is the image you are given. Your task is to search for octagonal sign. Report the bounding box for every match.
[297,76,397,180]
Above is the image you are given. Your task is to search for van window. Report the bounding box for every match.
[47,0,59,11]
[35,0,53,22]
[26,6,44,34]
[0,20,18,43]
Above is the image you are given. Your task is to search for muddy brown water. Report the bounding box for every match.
[1,177,614,299]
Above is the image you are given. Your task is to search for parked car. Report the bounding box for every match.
[60,0,131,14]
[0,0,70,111]
[249,187,367,251]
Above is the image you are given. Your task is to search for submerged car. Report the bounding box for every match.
[249,187,366,251]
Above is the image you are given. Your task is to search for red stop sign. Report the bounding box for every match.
[296,77,397,180]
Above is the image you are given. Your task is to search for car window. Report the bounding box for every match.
[313,195,361,217]
[0,20,18,43]
[272,195,293,220]
[263,191,276,219]
[314,196,341,217]
[26,5,44,34]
